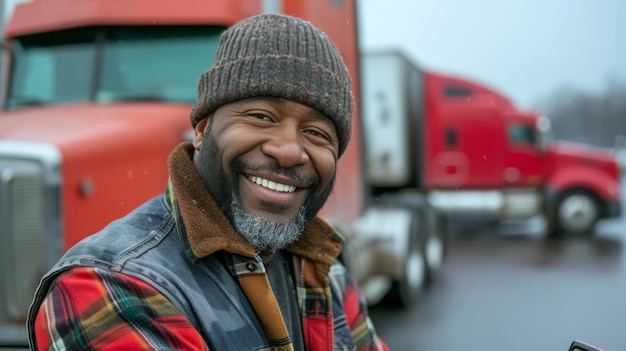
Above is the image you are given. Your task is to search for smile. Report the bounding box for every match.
[247,175,297,193]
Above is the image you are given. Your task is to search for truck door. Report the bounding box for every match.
[503,114,545,188]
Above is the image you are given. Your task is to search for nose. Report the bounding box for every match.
[261,125,310,168]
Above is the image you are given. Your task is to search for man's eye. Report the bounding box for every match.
[306,129,331,141]
[249,113,272,121]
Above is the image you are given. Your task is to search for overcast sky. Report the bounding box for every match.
[358,0,626,110]
[4,0,626,111]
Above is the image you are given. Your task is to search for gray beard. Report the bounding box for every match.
[230,194,306,253]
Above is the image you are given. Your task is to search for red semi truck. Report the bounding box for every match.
[361,51,621,236]
[0,0,446,346]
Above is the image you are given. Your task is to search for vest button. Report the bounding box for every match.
[246,262,256,272]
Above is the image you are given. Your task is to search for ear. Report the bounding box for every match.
[192,117,210,150]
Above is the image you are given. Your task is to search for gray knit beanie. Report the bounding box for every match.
[189,13,353,157]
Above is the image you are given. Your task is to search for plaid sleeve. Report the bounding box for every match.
[33,267,209,351]
[331,262,389,351]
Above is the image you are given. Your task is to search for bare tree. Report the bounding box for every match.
[537,77,626,148]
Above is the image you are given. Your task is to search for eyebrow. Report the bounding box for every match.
[244,96,337,129]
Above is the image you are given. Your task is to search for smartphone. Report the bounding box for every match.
[569,340,604,351]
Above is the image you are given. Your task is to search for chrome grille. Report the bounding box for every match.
[0,141,62,328]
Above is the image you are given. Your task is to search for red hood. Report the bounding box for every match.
[547,140,620,179]
[0,103,194,147]
[549,140,616,164]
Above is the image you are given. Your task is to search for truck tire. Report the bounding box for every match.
[554,190,600,235]
[382,211,427,308]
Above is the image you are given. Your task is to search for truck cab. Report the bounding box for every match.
[423,67,622,235]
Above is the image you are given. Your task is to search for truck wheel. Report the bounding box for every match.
[382,213,427,308]
[425,213,447,285]
[555,190,600,235]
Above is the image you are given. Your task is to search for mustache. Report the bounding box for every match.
[232,159,318,187]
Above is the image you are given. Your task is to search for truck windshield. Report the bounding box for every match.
[8,26,222,108]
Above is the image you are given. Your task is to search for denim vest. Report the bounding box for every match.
[27,195,357,351]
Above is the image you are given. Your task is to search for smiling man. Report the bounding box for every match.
[27,13,387,351]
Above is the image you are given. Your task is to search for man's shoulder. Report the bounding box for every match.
[60,195,176,267]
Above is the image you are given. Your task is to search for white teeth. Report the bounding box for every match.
[248,176,296,193]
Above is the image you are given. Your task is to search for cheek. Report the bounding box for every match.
[198,130,232,182]
[312,150,337,187]
[219,130,269,169]
[204,128,236,163]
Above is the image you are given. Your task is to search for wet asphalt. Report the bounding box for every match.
[369,179,626,351]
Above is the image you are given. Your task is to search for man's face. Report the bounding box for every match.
[192,97,339,252]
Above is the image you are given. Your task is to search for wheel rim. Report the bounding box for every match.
[426,235,444,271]
[558,193,598,233]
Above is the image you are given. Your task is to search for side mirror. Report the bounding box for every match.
[534,115,552,154]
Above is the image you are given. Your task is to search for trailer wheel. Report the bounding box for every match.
[555,190,600,235]
[382,212,426,308]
